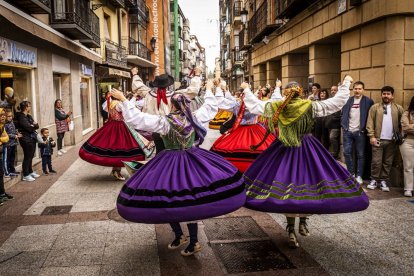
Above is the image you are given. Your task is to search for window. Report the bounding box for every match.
[80,78,92,131]
[104,14,111,40]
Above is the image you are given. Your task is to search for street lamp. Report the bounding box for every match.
[150,37,157,51]
[240,9,248,25]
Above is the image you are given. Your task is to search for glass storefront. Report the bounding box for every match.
[80,77,92,131]
[0,65,33,167]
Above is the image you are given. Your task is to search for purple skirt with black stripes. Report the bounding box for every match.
[117,147,246,223]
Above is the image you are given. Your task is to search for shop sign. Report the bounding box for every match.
[81,64,93,76]
[108,68,131,78]
[0,37,37,67]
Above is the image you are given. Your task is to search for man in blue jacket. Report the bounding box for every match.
[341,81,374,184]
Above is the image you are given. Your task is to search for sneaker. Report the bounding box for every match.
[379,181,390,192]
[43,170,49,175]
[404,190,413,197]
[49,170,57,174]
[10,173,20,177]
[0,193,14,201]
[355,176,363,185]
[22,175,35,182]
[168,235,188,250]
[367,180,377,190]
[288,231,300,248]
[60,149,67,153]
[299,221,310,236]
[30,172,40,178]
[4,174,10,178]
[0,201,3,206]
[57,151,63,156]
[181,242,202,256]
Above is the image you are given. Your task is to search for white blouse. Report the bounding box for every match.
[119,90,218,136]
[243,80,351,118]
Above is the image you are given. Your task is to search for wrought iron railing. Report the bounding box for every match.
[127,37,151,60]
[129,0,149,26]
[104,39,128,68]
[233,0,242,17]
[124,0,136,7]
[248,1,267,42]
[108,0,125,8]
[38,0,51,9]
[89,11,101,47]
[233,47,244,62]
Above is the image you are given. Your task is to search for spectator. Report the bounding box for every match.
[15,101,39,182]
[308,83,321,100]
[313,89,330,149]
[366,86,404,191]
[399,96,414,197]
[0,108,13,205]
[325,85,341,159]
[38,128,57,175]
[341,81,374,184]
[54,99,72,156]
[3,110,21,178]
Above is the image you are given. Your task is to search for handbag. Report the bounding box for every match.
[68,120,74,131]
[393,130,405,145]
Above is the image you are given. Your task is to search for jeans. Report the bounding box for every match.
[3,145,17,175]
[20,139,36,177]
[329,129,340,159]
[41,155,53,172]
[343,130,366,177]
[57,132,65,151]
[170,222,198,244]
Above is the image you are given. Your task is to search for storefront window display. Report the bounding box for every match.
[80,77,93,132]
[0,65,33,167]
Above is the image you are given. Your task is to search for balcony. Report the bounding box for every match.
[233,0,242,25]
[103,39,128,68]
[128,38,150,60]
[276,0,319,19]
[239,28,251,51]
[108,0,125,8]
[79,11,101,48]
[129,1,149,26]
[11,0,51,14]
[50,1,93,40]
[124,0,136,8]
[232,47,244,65]
[248,1,279,44]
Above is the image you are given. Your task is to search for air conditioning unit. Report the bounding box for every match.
[350,0,363,6]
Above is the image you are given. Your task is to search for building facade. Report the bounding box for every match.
[0,0,101,166]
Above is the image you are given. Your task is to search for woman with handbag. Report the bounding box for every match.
[15,101,40,182]
[400,96,414,197]
[54,99,72,156]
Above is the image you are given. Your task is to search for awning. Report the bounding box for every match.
[127,55,157,68]
[108,68,131,78]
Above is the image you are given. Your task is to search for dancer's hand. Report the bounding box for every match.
[275,79,282,88]
[206,80,214,91]
[240,82,249,90]
[110,88,127,102]
[343,75,353,84]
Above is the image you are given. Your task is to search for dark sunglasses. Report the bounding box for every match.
[383,105,387,115]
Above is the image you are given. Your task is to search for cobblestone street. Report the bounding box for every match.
[0,129,413,275]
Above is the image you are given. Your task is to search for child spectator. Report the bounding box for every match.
[3,110,21,178]
[0,108,13,205]
[38,128,57,175]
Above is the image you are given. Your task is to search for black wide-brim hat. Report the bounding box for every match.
[149,74,175,88]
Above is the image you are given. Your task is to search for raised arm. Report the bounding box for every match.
[110,89,170,135]
[194,88,218,124]
[216,87,239,111]
[132,74,151,98]
[312,78,352,118]
[243,87,266,115]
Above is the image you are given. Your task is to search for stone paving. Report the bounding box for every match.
[0,129,413,275]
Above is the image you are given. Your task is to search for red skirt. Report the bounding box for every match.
[79,120,145,167]
[211,124,275,172]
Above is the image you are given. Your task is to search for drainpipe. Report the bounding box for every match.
[173,0,179,80]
